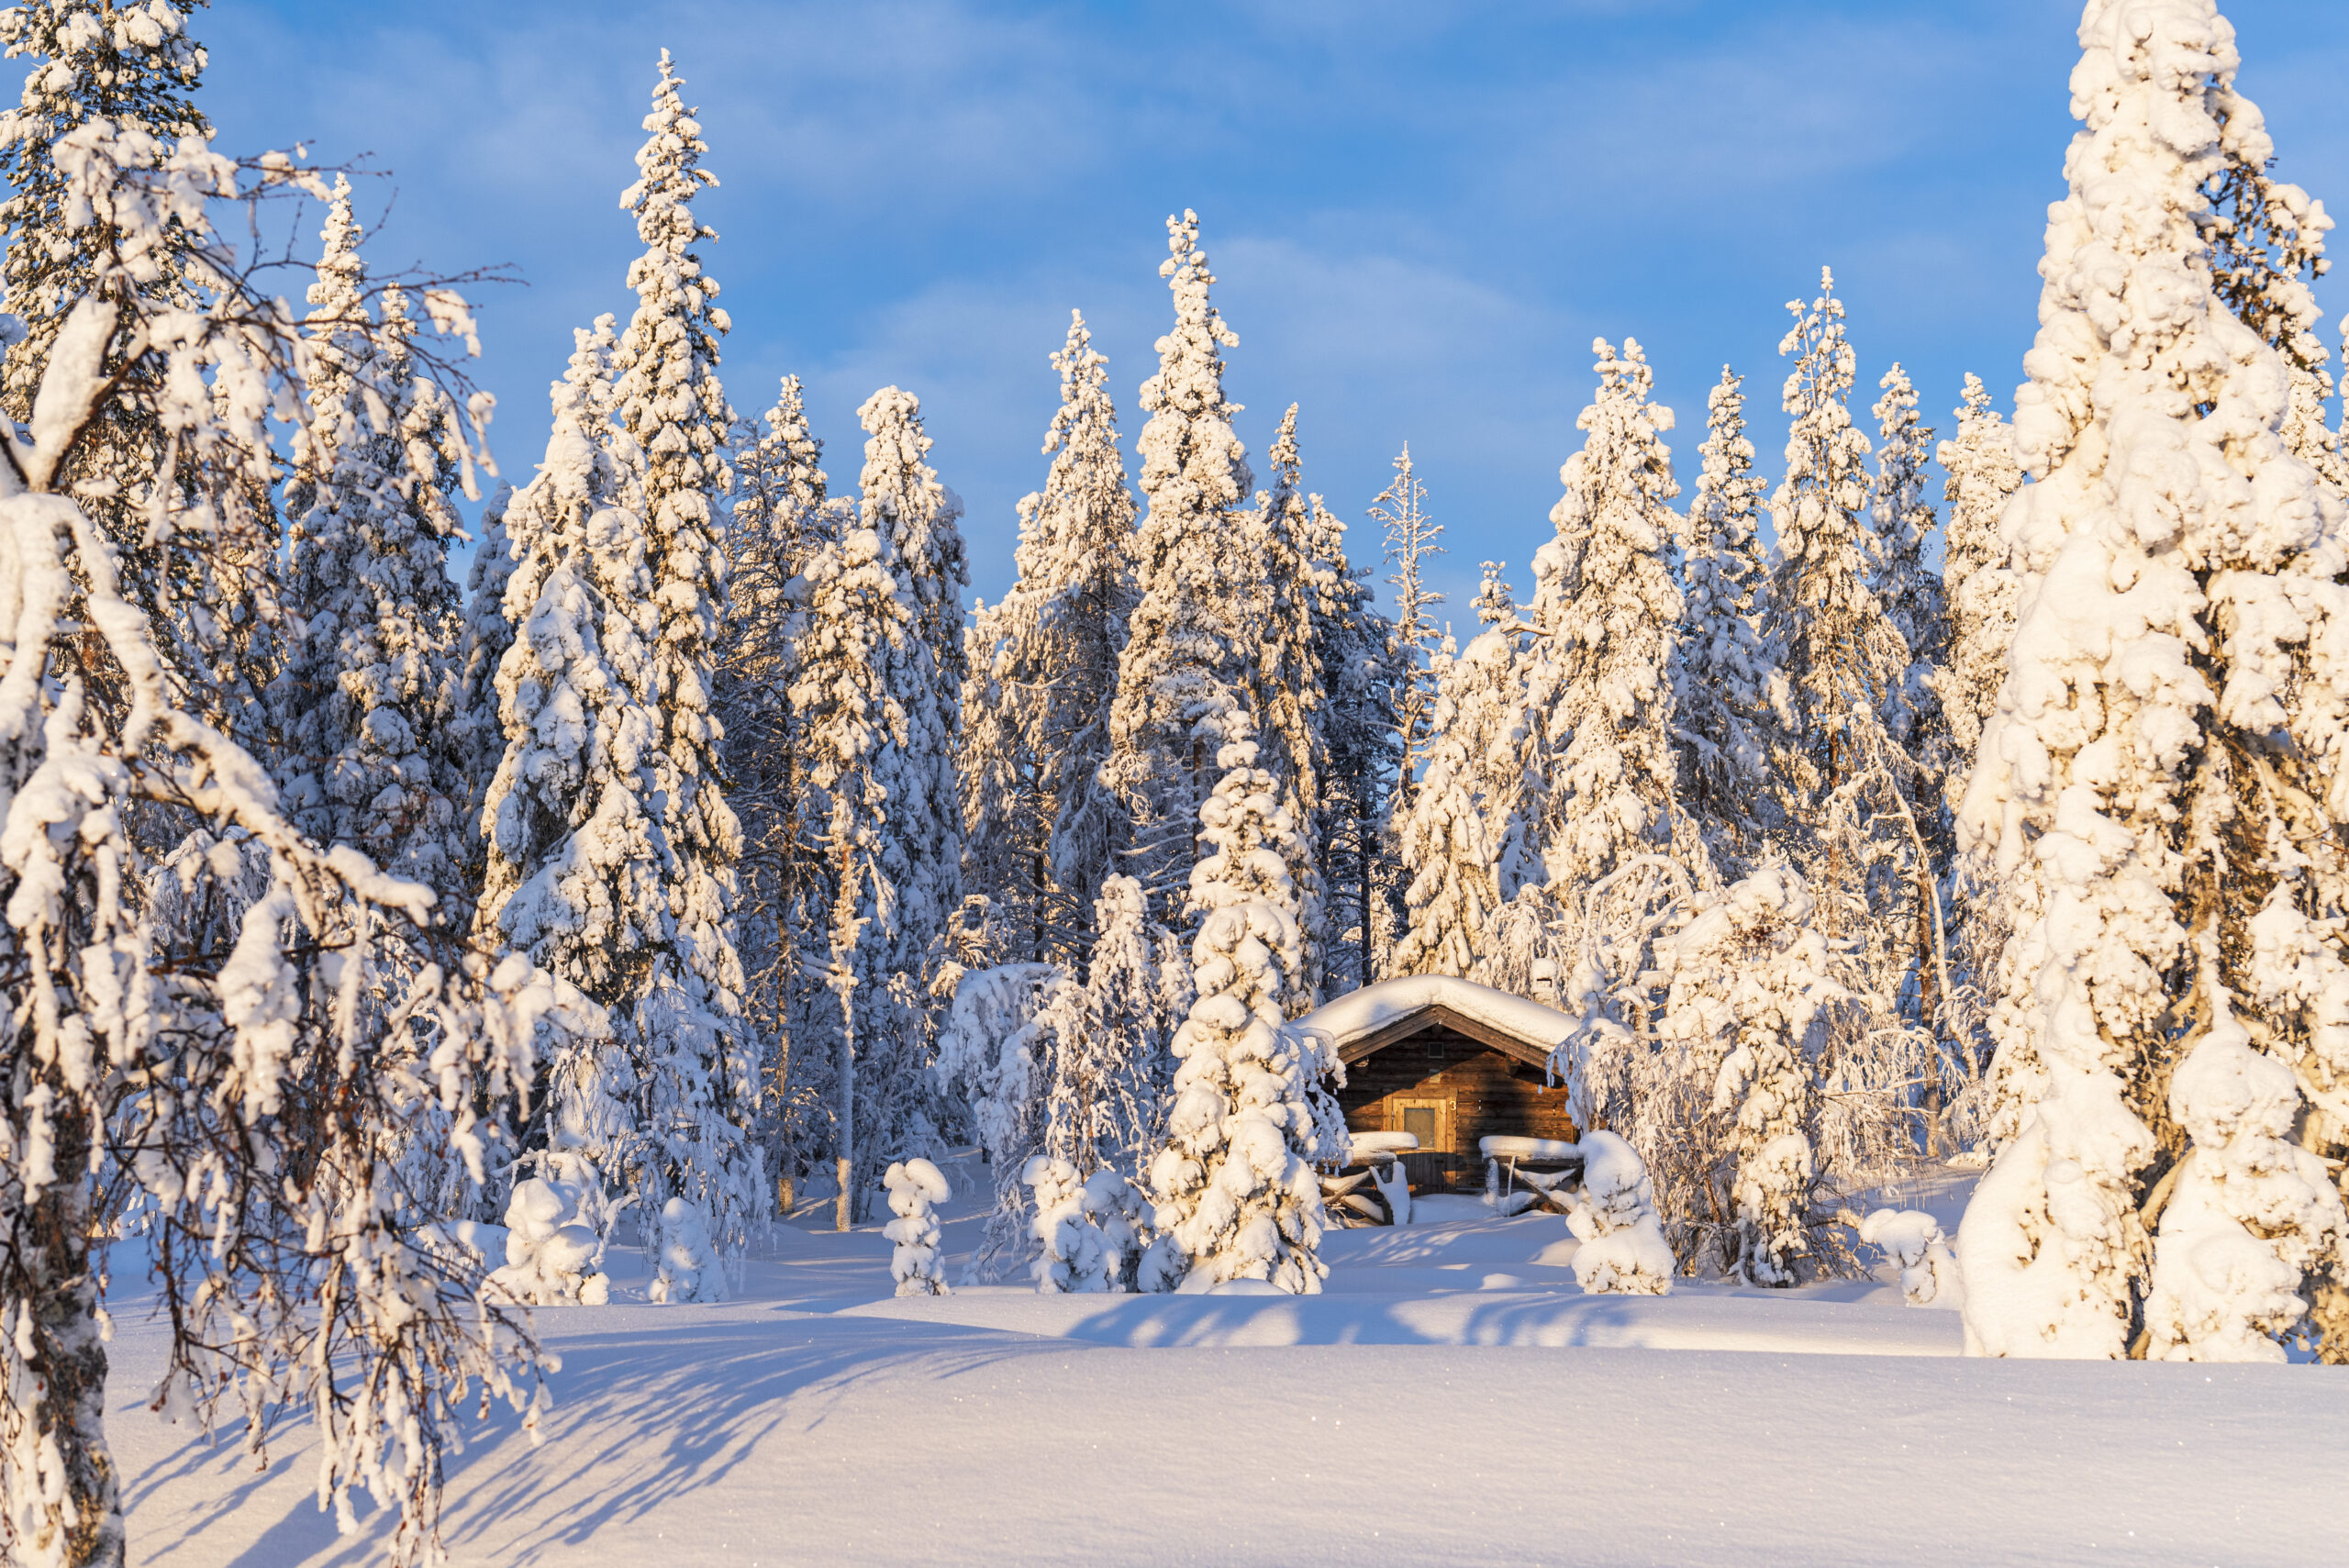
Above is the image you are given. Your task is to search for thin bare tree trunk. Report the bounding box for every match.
[832,983,855,1233]
[5,1115,123,1567]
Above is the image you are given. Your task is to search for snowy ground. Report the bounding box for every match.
[108,1158,2344,1566]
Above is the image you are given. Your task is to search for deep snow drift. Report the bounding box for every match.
[105,1158,2343,1567]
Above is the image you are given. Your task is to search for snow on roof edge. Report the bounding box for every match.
[1295,974,1577,1055]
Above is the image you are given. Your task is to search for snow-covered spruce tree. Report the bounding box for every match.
[1243,402,1329,1014]
[1105,211,1255,915]
[963,311,1138,963]
[718,373,830,1200]
[1650,866,1852,1283]
[476,324,663,1207]
[1391,630,1531,980]
[960,595,1048,953]
[0,3,206,422]
[1147,732,1342,1293]
[0,2,276,745]
[1473,560,1517,629]
[2281,351,2345,496]
[1509,337,1687,1014]
[1871,362,1946,796]
[785,387,966,1229]
[1370,442,1442,815]
[0,128,567,1568]
[1934,373,2025,796]
[1933,373,2027,1136]
[273,179,470,914]
[608,48,760,1280]
[1308,489,1398,992]
[1957,0,2349,1362]
[1761,271,1945,1165]
[1671,364,1778,879]
[854,384,966,1168]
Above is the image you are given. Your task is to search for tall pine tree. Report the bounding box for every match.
[1671,364,1777,880]
[1521,339,1687,910]
[1244,404,1329,1013]
[963,311,1138,962]
[1105,211,1255,917]
[1934,373,2025,798]
[1370,443,1442,814]
[273,179,470,914]
[608,50,759,1271]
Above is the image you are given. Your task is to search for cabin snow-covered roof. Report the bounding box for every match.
[1295,974,1577,1071]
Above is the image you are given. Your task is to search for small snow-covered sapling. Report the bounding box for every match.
[648,1196,728,1304]
[1561,1132,1674,1296]
[885,1158,953,1296]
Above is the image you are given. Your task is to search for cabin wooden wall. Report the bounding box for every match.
[1337,1022,1578,1190]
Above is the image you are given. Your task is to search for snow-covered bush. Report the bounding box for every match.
[488,1171,614,1307]
[1649,865,1849,1284]
[935,962,1063,1279]
[1084,1170,1157,1290]
[885,1159,953,1296]
[1028,1161,1157,1293]
[1860,1209,1964,1309]
[649,1197,728,1305]
[1561,1133,1674,1296]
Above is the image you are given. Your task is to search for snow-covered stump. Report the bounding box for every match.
[1860,1208,1964,1309]
[648,1197,728,1305]
[1558,1132,1675,1296]
[885,1159,952,1296]
[487,1174,613,1307]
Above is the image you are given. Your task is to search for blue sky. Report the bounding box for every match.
[203,0,2349,618]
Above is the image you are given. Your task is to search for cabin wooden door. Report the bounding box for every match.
[1390,1096,1453,1191]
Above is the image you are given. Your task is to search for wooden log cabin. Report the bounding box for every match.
[1298,976,1582,1193]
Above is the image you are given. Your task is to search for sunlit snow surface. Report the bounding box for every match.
[110,1159,2343,1566]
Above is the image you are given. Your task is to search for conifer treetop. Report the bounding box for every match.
[0,0,208,413]
[1136,209,1251,526]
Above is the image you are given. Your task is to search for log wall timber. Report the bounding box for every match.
[1336,1020,1579,1191]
